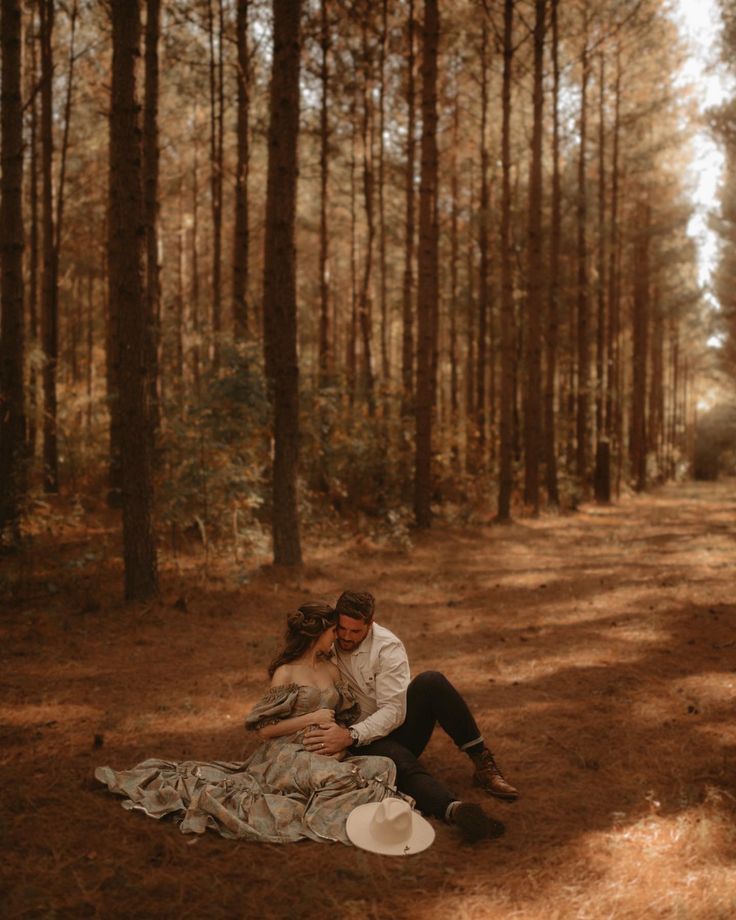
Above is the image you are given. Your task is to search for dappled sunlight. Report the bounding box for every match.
[2,482,735,918]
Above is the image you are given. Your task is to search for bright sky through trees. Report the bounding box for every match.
[673,0,730,299]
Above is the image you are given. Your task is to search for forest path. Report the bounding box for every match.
[1,480,735,919]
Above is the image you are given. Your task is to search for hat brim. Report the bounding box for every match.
[346,802,435,856]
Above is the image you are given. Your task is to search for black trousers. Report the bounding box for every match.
[356,670,483,819]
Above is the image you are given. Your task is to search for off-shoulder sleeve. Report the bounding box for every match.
[244,683,301,731]
[334,681,361,727]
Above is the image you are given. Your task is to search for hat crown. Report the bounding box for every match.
[370,799,413,845]
[346,796,435,855]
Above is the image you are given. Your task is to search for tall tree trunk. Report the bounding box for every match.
[605,44,622,438]
[190,130,201,395]
[86,268,94,437]
[667,318,679,479]
[544,0,560,506]
[401,0,416,417]
[262,0,302,565]
[26,4,40,462]
[449,79,460,463]
[347,86,358,403]
[317,0,330,386]
[233,0,250,340]
[613,220,625,497]
[593,49,610,502]
[475,14,490,463]
[358,18,375,413]
[109,0,158,601]
[378,0,389,386]
[175,175,185,406]
[595,50,606,439]
[523,0,546,514]
[575,3,590,485]
[39,0,58,493]
[648,284,664,473]
[208,0,224,372]
[464,161,476,473]
[497,0,515,522]
[0,0,26,543]
[55,0,77,263]
[630,200,650,493]
[575,4,593,488]
[414,0,439,528]
[143,0,161,433]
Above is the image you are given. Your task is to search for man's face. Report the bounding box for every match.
[337,613,371,652]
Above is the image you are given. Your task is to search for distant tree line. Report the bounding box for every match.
[0,0,711,599]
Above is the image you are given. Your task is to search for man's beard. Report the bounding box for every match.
[337,639,358,651]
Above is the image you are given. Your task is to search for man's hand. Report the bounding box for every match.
[303,722,352,757]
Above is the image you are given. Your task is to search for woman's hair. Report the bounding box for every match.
[267,602,337,678]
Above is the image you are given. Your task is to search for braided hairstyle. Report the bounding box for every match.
[267,602,337,677]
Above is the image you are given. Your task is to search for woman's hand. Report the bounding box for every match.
[308,708,336,725]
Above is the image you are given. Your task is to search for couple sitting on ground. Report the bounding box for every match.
[96,591,518,848]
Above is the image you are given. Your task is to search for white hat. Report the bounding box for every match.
[346,798,435,856]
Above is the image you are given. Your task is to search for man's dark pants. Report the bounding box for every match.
[355,670,482,819]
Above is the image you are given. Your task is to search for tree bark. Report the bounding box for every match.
[523,0,546,514]
[648,284,664,472]
[605,45,622,440]
[233,0,250,340]
[143,0,161,433]
[475,14,490,463]
[109,0,158,601]
[190,131,201,395]
[464,161,476,472]
[0,0,26,543]
[262,0,302,565]
[317,0,330,386]
[544,0,560,506]
[449,79,460,463]
[347,84,358,403]
[26,6,39,463]
[497,0,515,522]
[575,2,590,485]
[401,0,416,417]
[630,200,650,493]
[358,17,375,413]
[208,0,224,372]
[39,0,58,493]
[595,50,606,440]
[378,0,389,386]
[414,0,439,528]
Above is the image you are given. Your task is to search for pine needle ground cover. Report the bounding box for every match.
[1,481,735,920]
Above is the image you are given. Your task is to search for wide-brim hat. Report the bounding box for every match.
[346,798,435,856]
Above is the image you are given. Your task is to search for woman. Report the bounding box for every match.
[95,603,397,845]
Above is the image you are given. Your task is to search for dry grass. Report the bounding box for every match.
[2,480,735,919]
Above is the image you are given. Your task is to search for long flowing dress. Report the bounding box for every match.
[94,682,398,845]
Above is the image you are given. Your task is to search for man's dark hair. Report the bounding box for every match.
[335,591,374,623]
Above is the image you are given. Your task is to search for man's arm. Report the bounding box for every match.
[304,642,410,755]
[349,647,409,745]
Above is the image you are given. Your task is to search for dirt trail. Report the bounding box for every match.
[2,481,735,919]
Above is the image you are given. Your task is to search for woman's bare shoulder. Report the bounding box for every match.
[270,664,293,687]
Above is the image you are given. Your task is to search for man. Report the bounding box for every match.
[303,591,518,844]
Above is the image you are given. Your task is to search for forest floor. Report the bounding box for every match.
[1,479,735,920]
